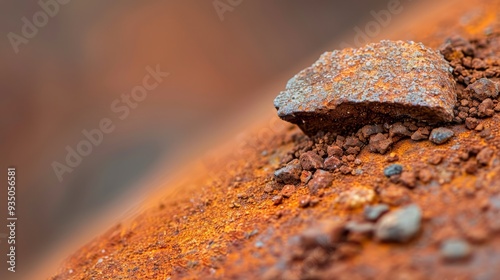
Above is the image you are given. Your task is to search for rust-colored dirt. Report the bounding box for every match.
[51,1,500,279]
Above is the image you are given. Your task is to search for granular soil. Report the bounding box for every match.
[263,34,500,279]
[50,18,500,280]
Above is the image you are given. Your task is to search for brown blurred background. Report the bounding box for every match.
[0,0,437,278]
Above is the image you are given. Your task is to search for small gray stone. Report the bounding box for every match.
[364,204,390,221]
[440,238,472,261]
[384,164,403,177]
[375,204,422,242]
[429,127,454,145]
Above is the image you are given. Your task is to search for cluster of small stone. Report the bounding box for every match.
[271,120,455,196]
[441,36,500,130]
[263,204,422,280]
[271,35,500,197]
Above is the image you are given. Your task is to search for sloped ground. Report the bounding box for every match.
[51,0,500,279]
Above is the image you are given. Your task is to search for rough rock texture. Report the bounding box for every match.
[274,40,457,136]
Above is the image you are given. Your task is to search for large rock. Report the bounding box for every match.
[274,40,457,136]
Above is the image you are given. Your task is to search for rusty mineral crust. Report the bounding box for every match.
[274,40,457,136]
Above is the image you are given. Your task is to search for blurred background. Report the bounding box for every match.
[0,0,444,278]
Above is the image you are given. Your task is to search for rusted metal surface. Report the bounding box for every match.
[50,1,500,279]
[274,41,457,136]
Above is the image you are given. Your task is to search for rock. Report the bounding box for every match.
[384,164,403,177]
[386,152,399,162]
[280,185,296,198]
[429,127,454,144]
[339,166,353,175]
[375,204,422,243]
[427,154,443,165]
[345,147,360,156]
[324,156,342,171]
[411,127,430,141]
[369,133,393,154]
[299,195,311,208]
[389,123,412,138]
[467,78,499,101]
[465,117,479,130]
[364,204,390,221]
[299,220,345,249]
[417,168,433,183]
[327,145,343,157]
[275,159,302,184]
[359,124,384,139]
[478,98,495,117]
[471,58,487,70]
[274,41,457,136]
[335,188,376,209]
[272,195,283,205]
[379,186,410,206]
[440,238,472,261]
[300,170,313,184]
[476,147,494,165]
[464,159,479,174]
[307,170,334,194]
[343,136,363,149]
[399,171,417,188]
[299,151,324,171]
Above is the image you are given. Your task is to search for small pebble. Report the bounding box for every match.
[275,159,302,184]
[280,185,296,198]
[272,195,283,205]
[440,238,472,261]
[299,151,323,171]
[476,147,494,165]
[399,171,417,188]
[324,156,343,171]
[300,170,313,184]
[417,168,433,183]
[264,183,274,193]
[299,195,311,208]
[307,170,334,194]
[327,145,343,157]
[384,164,403,177]
[428,154,443,165]
[386,153,399,162]
[375,204,422,243]
[411,127,430,141]
[429,127,454,145]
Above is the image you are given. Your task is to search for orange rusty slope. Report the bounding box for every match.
[48,0,500,279]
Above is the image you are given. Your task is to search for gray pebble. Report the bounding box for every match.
[384,164,403,177]
[364,204,390,221]
[429,127,454,145]
[375,204,421,242]
[440,238,471,261]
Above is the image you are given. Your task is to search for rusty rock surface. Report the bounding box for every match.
[274,40,457,136]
